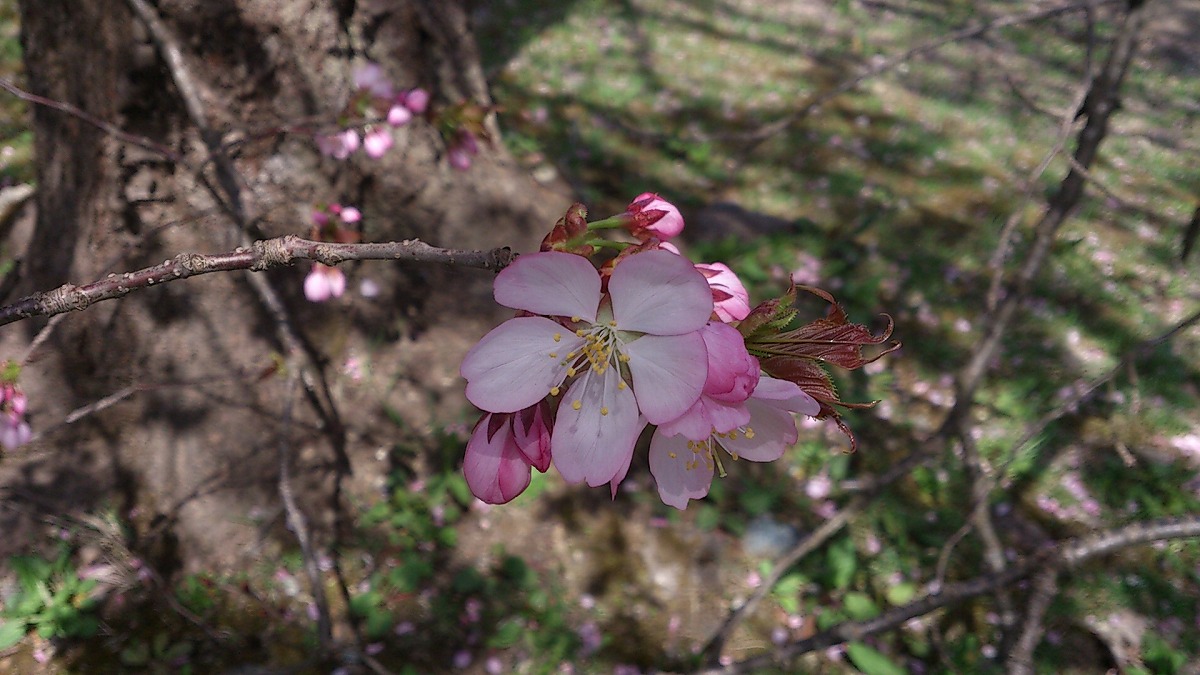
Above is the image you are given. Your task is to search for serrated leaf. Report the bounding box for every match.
[846,641,907,675]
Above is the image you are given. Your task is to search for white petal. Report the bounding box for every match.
[609,250,713,335]
[752,376,821,416]
[494,252,601,320]
[461,317,583,413]
[623,331,707,424]
[552,369,643,487]
[649,432,714,510]
[719,398,798,462]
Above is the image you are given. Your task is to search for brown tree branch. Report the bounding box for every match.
[694,515,1200,674]
[0,235,514,327]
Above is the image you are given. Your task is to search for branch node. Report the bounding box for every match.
[40,284,87,314]
[252,237,292,270]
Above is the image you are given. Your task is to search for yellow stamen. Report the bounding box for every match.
[550,386,560,396]
[548,352,557,358]
[553,332,562,342]
[572,400,582,411]
[617,381,627,390]
[600,407,609,416]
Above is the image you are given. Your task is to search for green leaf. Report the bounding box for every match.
[842,592,879,620]
[0,620,26,650]
[827,538,858,590]
[885,582,917,606]
[846,641,907,675]
[487,617,524,648]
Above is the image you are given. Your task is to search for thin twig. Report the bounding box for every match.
[0,77,181,162]
[694,515,1200,674]
[698,498,865,663]
[729,0,1119,156]
[1005,568,1059,675]
[0,235,514,327]
[278,369,334,648]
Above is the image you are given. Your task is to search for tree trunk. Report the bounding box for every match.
[4,0,566,571]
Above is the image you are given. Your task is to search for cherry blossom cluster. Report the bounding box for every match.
[303,203,361,303]
[459,195,897,509]
[0,362,31,450]
[315,63,429,160]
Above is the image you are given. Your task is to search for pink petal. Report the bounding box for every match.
[655,395,749,441]
[700,322,759,403]
[719,398,799,462]
[513,403,552,472]
[649,432,713,510]
[461,317,583,413]
[464,414,532,504]
[752,376,820,416]
[363,128,393,158]
[551,369,643,487]
[387,104,413,126]
[304,267,332,302]
[623,332,707,424]
[696,262,751,322]
[494,252,601,321]
[610,250,712,335]
[325,267,346,298]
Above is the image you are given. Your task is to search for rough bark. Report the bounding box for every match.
[4,0,567,571]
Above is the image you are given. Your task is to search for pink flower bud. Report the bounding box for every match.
[316,129,360,159]
[311,209,330,226]
[386,104,413,127]
[340,206,362,224]
[627,192,685,240]
[403,88,429,115]
[304,264,346,302]
[695,262,751,322]
[0,413,31,449]
[448,147,472,171]
[353,62,394,99]
[362,127,393,158]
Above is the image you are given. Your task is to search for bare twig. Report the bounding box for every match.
[277,369,334,648]
[0,77,181,162]
[698,498,865,663]
[694,515,1200,674]
[1005,568,1059,675]
[729,0,1119,157]
[0,235,514,327]
[945,0,1149,436]
[985,2,1099,311]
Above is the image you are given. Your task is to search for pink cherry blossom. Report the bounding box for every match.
[649,376,819,509]
[386,104,413,127]
[362,127,394,158]
[0,384,31,450]
[460,250,713,487]
[402,88,429,115]
[695,262,751,322]
[339,206,362,223]
[353,62,394,99]
[0,412,31,449]
[627,192,685,240]
[655,322,759,441]
[316,129,360,159]
[304,264,346,302]
[463,404,551,504]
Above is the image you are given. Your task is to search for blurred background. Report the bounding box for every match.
[0,0,1198,673]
